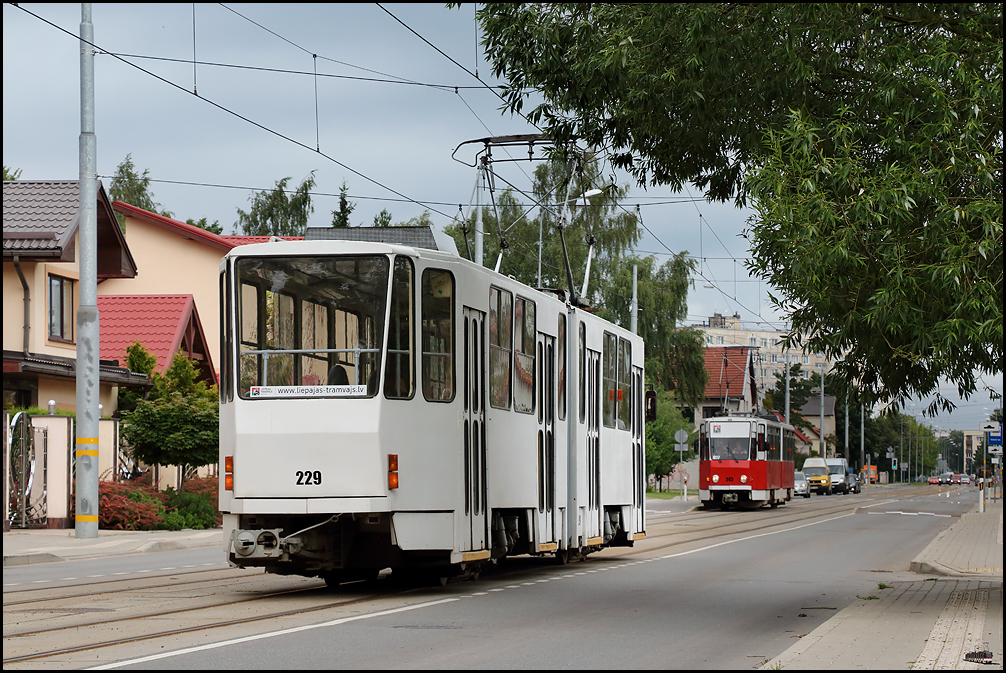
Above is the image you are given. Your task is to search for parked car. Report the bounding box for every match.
[794,471,811,498]
[847,472,861,493]
[928,475,940,485]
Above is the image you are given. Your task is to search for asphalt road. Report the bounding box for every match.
[2,485,975,670]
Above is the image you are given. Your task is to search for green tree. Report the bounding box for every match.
[474,3,1003,415]
[645,387,693,490]
[186,217,223,235]
[3,165,22,180]
[331,180,356,228]
[763,363,816,432]
[120,352,218,490]
[373,208,393,227]
[598,255,706,408]
[116,341,159,415]
[109,154,174,227]
[237,173,316,236]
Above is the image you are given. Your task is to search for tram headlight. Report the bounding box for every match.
[740,475,748,484]
[712,474,720,484]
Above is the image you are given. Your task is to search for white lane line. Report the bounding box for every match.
[91,509,858,670]
[88,597,460,670]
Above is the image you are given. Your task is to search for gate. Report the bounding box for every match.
[7,412,47,528]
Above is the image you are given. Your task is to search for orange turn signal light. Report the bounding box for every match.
[225,473,234,491]
[388,454,399,490]
[225,456,233,473]
[224,456,234,491]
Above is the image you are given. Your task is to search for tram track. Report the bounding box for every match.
[3,489,940,667]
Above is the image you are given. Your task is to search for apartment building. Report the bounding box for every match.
[695,312,834,409]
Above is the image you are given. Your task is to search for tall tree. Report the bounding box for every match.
[237,173,316,236]
[330,180,356,228]
[373,208,393,227]
[109,153,174,227]
[186,217,223,235]
[474,3,1003,415]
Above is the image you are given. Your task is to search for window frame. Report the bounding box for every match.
[421,267,455,403]
[48,274,74,343]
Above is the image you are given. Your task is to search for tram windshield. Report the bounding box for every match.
[709,437,751,461]
[235,255,389,399]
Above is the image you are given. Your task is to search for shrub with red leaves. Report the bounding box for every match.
[89,479,166,530]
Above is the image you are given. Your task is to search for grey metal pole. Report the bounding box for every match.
[630,265,638,335]
[820,372,825,457]
[860,403,865,475]
[75,2,99,539]
[844,390,849,463]
[475,163,483,267]
[784,353,790,425]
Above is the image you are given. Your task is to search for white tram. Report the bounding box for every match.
[218,238,646,584]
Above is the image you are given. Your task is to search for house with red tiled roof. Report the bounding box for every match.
[692,345,759,426]
[98,294,215,386]
[101,202,301,379]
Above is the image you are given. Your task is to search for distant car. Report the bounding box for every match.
[794,471,811,498]
[950,474,961,484]
[847,472,861,494]
[939,473,952,484]
[961,474,971,485]
[928,475,940,485]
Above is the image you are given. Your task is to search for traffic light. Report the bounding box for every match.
[892,457,898,470]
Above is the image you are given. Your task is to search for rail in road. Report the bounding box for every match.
[2,485,961,668]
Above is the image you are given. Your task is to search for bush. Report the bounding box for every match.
[92,479,166,530]
[159,488,217,530]
[180,476,222,527]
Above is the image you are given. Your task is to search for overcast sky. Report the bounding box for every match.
[4,4,1000,432]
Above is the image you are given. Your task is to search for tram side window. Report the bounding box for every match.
[602,332,617,428]
[513,296,535,414]
[219,271,232,403]
[557,314,566,421]
[489,286,512,409]
[579,321,586,423]
[385,256,415,399]
[767,425,781,460]
[617,338,631,430]
[422,268,454,402]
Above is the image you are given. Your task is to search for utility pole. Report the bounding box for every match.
[630,265,638,335]
[75,2,99,539]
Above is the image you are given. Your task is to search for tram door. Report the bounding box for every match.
[462,307,487,553]
[536,333,556,547]
[631,366,645,534]
[585,348,602,542]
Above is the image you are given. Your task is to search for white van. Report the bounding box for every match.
[825,458,850,494]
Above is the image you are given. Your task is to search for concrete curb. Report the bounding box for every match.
[3,552,66,567]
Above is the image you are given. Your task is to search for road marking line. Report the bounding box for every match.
[90,597,461,670]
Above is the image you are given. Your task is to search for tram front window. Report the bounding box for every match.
[236,255,389,399]
[710,437,750,461]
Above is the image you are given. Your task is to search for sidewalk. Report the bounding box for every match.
[763,496,1003,670]
[2,526,223,566]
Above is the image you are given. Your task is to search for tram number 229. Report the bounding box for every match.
[296,470,322,485]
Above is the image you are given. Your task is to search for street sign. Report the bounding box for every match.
[674,429,689,443]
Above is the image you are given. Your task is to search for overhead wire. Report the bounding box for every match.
[13,4,454,222]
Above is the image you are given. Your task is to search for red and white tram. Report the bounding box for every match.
[217,237,647,584]
[698,415,795,508]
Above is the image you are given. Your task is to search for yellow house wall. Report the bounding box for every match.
[99,215,224,375]
[4,233,120,413]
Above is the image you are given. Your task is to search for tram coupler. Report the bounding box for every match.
[721,493,739,505]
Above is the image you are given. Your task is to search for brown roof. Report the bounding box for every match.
[3,180,137,278]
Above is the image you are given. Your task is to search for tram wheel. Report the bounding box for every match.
[555,549,571,565]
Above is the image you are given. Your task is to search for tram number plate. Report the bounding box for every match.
[296,470,322,485]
